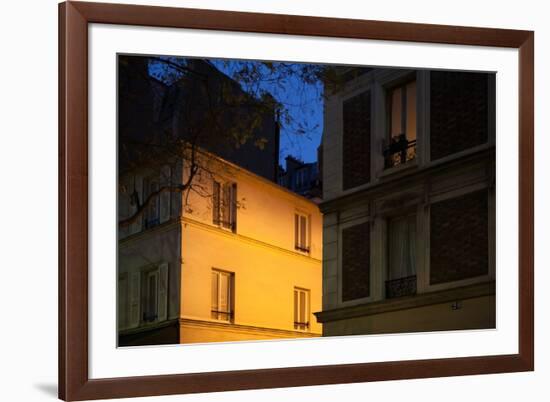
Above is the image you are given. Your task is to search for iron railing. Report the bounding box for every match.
[385,275,417,299]
[383,134,417,169]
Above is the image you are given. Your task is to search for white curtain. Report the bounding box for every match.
[388,214,417,280]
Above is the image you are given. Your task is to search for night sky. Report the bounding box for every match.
[149,57,324,166]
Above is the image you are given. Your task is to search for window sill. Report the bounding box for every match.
[314,280,495,323]
[378,159,418,179]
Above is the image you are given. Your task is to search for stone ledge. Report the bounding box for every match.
[314,281,495,323]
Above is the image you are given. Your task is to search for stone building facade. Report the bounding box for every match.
[315,67,496,336]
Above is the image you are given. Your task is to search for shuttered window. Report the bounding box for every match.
[342,221,370,301]
[159,165,171,223]
[430,71,490,161]
[294,213,309,253]
[129,175,143,235]
[121,264,169,330]
[212,180,237,232]
[211,269,234,322]
[118,274,129,330]
[294,288,310,331]
[343,91,371,190]
[430,190,489,284]
[143,176,160,229]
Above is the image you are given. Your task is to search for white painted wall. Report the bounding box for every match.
[0,0,547,401]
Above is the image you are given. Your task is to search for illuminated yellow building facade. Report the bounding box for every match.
[117,153,323,346]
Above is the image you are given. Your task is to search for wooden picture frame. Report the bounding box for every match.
[59,1,534,400]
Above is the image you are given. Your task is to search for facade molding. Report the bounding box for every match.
[320,145,495,214]
[180,216,322,264]
[314,281,495,323]
[179,317,321,338]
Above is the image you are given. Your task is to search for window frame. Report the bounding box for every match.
[385,211,418,299]
[212,179,237,233]
[294,211,310,253]
[293,287,310,331]
[211,268,235,323]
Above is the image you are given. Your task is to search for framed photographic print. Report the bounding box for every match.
[59,1,534,400]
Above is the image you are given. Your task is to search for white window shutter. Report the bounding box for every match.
[294,214,299,248]
[118,275,128,330]
[300,215,307,248]
[157,263,168,321]
[222,183,231,228]
[130,175,143,235]
[128,271,141,328]
[230,183,237,231]
[160,166,171,223]
[212,181,220,225]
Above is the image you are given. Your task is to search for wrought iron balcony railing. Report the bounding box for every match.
[211,310,234,322]
[385,275,417,299]
[383,134,417,169]
[294,321,310,330]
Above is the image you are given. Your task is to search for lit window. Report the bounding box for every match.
[211,269,234,322]
[294,288,310,330]
[384,80,417,168]
[386,214,417,298]
[213,180,237,232]
[294,213,309,253]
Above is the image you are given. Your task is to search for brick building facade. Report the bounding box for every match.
[315,67,496,336]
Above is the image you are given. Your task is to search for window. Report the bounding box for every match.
[430,190,489,285]
[211,269,234,322]
[384,80,417,168]
[294,288,310,330]
[117,263,168,330]
[386,214,417,298]
[143,176,160,228]
[342,90,371,190]
[142,270,159,322]
[117,274,129,330]
[213,180,237,232]
[294,213,309,253]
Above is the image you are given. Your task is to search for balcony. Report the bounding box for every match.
[385,275,417,299]
[383,134,417,169]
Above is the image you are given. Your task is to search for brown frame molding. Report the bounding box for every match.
[59,1,534,400]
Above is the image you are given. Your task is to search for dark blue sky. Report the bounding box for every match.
[212,60,323,166]
[149,57,324,166]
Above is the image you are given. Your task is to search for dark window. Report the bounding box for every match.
[342,221,370,301]
[430,71,490,161]
[343,91,371,190]
[430,190,489,285]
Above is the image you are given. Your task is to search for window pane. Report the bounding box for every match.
[388,215,416,280]
[390,87,402,138]
[406,81,417,141]
[300,216,307,248]
[294,214,299,248]
[211,271,218,312]
[219,273,229,313]
[293,290,298,323]
[299,291,306,323]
